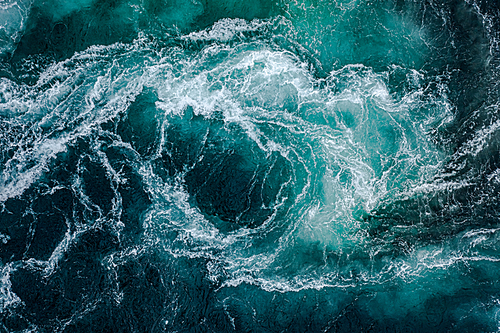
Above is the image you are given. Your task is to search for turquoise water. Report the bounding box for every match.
[1,0,500,331]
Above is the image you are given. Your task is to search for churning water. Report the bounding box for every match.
[1,0,500,331]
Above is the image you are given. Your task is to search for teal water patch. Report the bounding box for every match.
[1,0,500,331]
[0,0,32,55]
[277,0,431,72]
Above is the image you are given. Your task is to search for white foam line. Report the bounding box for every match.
[0,137,69,202]
[183,18,271,42]
[0,263,20,312]
[458,117,500,157]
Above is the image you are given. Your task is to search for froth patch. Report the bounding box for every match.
[184,18,270,42]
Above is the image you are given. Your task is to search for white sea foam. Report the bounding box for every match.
[183,18,270,42]
[0,264,20,312]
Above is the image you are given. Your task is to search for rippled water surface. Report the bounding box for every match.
[1,0,500,331]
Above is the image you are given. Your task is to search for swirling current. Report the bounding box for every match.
[1,0,500,331]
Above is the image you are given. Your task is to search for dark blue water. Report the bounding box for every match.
[1,0,500,331]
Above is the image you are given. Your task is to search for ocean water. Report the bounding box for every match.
[1,0,500,331]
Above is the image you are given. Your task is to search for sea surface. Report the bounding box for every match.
[1,0,500,331]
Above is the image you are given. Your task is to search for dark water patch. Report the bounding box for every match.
[368,183,500,249]
[103,144,151,243]
[0,179,75,262]
[116,87,160,156]
[62,306,138,333]
[425,0,500,150]
[7,227,118,330]
[163,109,295,231]
[11,1,137,62]
[162,107,212,173]
[80,155,115,215]
[220,279,500,332]
[58,251,231,333]
[0,197,35,263]
[0,309,33,332]
[24,199,68,260]
[196,0,275,30]
[364,291,496,332]
[219,284,353,332]
[51,130,152,244]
